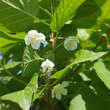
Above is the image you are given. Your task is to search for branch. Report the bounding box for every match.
[92,35,106,52]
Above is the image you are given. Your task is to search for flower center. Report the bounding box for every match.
[30,35,37,43]
[46,62,50,68]
[67,41,73,47]
[57,89,62,94]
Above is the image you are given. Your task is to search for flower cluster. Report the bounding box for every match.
[24,29,81,100]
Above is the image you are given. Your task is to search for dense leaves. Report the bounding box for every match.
[0,0,110,110]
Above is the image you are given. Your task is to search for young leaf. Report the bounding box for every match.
[94,61,110,89]
[50,0,85,32]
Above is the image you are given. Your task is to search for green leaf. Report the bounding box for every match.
[39,44,54,61]
[72,0,101,28]
[72,0,110,28]
[51,50,107,79]
[0,62,20,71]
[23,46,43,77]
[73,50,107,64]
[1,74,38,110]
[0,0,48,32]
[94,61,110,89]
[69,95,86,110]
[0,31,25,54]
[97,0,110,22]
[50,0,85,32]
[0,83,10,96]
[0,61,20,76]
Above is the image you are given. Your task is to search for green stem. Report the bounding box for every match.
[38,5,52,17]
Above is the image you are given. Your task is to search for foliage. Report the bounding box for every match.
[0,0,110,110]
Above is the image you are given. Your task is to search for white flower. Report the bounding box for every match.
[64,36,79,51]
[52,81,69,100]
[77,29,90,41]
[25,30,46,49]
[41,59,55,74]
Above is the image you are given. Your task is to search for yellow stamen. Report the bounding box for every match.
[57,89,62,94]
[67,41,72,47]
[46,62,50,68]
[30,35,36,42]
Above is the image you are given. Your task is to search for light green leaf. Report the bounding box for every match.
[94,61,110,89]
[97,0,110,22]
[50,0,85,32]
[0,31,25,54]
[51,50,107,79]
[1,74,38,110]
[69,95,86,110]
[73,50,107,64]
[0,62,20,71]
[23,46,43,77]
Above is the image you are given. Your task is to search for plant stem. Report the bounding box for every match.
[38,5,51,17]
[93,35,106,52]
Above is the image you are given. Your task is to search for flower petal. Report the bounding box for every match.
[31,41,40,49]
[68,41,77,51]
[52,88,55,98]
[41,61,47,68]
[41,59,55,73]
[47,68,53,72]
[62,81,69,87]
[56,93,62,100]
[42,67,47,73]
[62,88,68,95]
[37,33,46,43]
[28,30,38,36]
[49,61,55,68]
[25,35,30,45]
[77,29,89,41]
